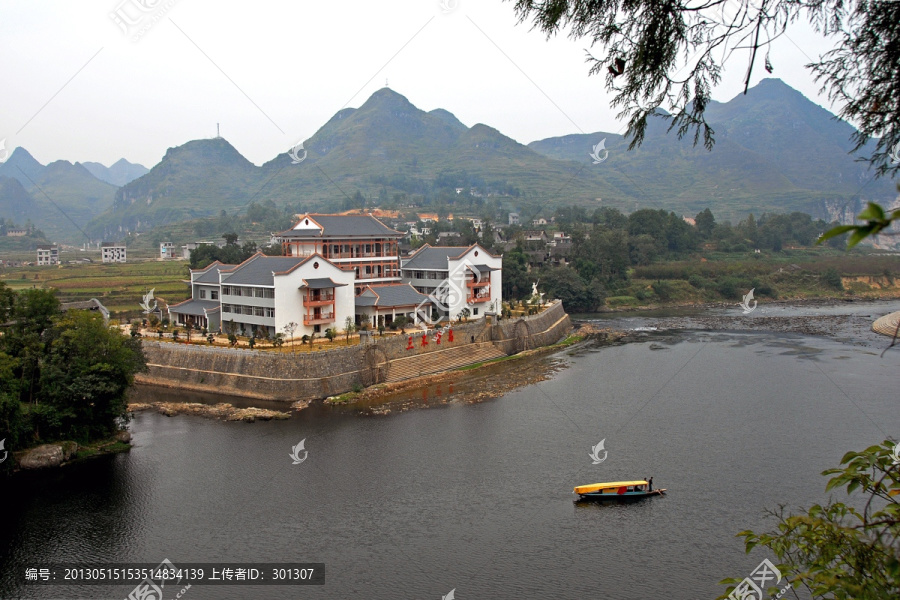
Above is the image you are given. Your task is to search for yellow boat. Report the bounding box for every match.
[573,480,666,500]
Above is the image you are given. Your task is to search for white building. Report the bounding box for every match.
[401,243,502,322]
[36,245,59,266]
[160,242,176,259]
[101,243,127,263]
[170,253,355,340]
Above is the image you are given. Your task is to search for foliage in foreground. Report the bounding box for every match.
[0,284,146,461]
[719,441,900,599]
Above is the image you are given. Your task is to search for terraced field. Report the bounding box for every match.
[0,260,189,319]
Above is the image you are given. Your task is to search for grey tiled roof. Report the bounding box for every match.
[401,246,470,270]
[302,277,347,289]
[278,214,403,239]
[356,284,430,308]
[168,299,220,316]
[193,262,236,284]
[221,255,310,286]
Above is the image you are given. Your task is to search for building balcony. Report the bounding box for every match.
[304,312,335,325]
[303,295,334,307]
[467,283,491,304]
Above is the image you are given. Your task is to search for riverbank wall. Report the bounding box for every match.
[135,301,572,402]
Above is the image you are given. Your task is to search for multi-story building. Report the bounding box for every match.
[277,214,404,294]
[36,245,59,266]
[169,214,504,339]
[160,242,176,259]
[101,242,127,263]
[170,253,355,339]
[401,243,502,322]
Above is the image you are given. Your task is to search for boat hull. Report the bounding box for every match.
[576,488,666,500]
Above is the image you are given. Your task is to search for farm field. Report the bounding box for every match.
[0,259,189,319]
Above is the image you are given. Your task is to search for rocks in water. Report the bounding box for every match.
[19,443,78,469]
[115,430,132,443]
[127,402,291,422]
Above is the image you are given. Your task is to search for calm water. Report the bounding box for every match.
[2,314,899,599]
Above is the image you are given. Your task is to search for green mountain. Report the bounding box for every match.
[0,148,118,242]
[529,78,897,221]
[81,158,148,187]
[76,79,900,239]
[88,137,263,239]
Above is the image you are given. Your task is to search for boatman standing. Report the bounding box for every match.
[648,477,653,491]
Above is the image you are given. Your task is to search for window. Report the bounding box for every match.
[473,308,479,315]
[265,307,275,318]
[223,304,232,313]
[243,306,254,315]
[254,307,265,317]
[314,325,321,333]
[222,286,231,295]
[211,291,219,300]
[199,289,206,299]
[254,288,264,298]
[243,288,254,297]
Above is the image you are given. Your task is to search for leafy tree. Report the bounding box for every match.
[272,333,285,348]
[719,441,900,599]
[37,311,146,441]
[822,267,844,290]
[457,307,471,322]
[325,327,337,343]
[393,315,408,333]
[695,208,716,239]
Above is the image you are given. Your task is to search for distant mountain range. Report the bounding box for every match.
[1,78,896,243]
[0,149,147,242]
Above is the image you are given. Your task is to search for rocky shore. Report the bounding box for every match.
[128,402,292,422]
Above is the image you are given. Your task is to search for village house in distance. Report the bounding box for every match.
[169,213,503,339]
[101,242,127,263]
[36,244,59,266]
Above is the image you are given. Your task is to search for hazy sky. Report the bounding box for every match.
[0,0,841,168]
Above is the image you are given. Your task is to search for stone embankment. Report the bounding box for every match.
[135,301,572,402]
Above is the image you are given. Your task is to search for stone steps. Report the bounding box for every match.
[385,342,506,383]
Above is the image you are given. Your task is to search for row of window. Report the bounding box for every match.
[403,270,447,280]
[198,289,219,300]
[221,286,275,298]
[222,304,276,318]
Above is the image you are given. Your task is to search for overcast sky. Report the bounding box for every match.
[0,0,841,169]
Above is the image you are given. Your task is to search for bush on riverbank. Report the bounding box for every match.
[0,284,146,473]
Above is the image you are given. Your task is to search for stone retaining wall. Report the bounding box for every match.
[136,301,572,402]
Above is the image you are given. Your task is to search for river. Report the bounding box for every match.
[2,301,899,600]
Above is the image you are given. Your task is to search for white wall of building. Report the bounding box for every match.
[272,255,356,339]
[445,246,502,320]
